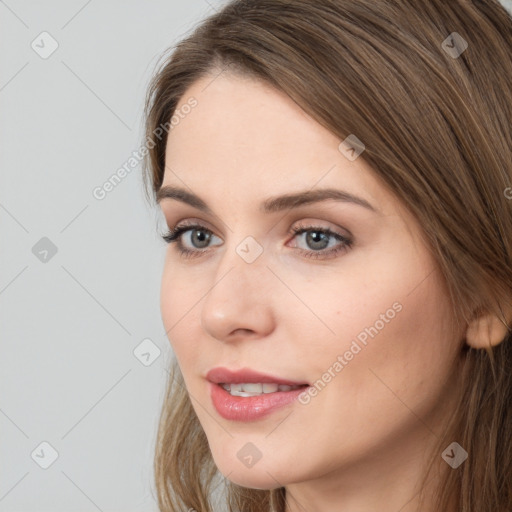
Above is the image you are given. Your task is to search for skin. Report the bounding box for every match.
[157,71,470,512]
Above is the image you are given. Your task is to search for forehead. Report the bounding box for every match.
[169,72,331,158]
[163,73,394,217]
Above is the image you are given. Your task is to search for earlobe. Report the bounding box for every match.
[465,304,512,349]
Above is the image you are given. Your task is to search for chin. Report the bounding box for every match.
[221,468,285,490]
[211,448,297,490]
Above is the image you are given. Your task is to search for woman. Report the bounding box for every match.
[142,1,512,510]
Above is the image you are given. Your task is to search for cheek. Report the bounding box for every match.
[160,264,177,332]
[287,238,456,398]
[160,253,201,323]
[280,266,457,467]
[160,260,202,363]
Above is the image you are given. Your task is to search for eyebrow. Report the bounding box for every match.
[156,185,378,214]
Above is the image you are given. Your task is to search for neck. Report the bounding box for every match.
[284,424,455,512]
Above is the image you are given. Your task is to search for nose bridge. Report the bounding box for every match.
[200,234,275,340]
[213,230,269,295]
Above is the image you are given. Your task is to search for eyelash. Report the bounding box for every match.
[161,221,353,260]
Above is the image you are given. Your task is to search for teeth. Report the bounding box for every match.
[220,382,305,397]
[262,383,279,393]
[240,383,264,393]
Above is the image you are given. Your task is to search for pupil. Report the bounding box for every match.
[192,230,210,248]
[307,231,328,249]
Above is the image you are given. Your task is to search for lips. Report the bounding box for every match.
[206,366,309,386]
[208,381,310,421]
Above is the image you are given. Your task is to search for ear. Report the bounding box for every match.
[465,303,512,349]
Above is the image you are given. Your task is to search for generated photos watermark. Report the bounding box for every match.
[92,97,198,201]
[298,301,403,405]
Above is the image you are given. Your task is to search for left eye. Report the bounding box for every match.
[290,226,345,250]
[161,223,353,260]
[287,224,353,259]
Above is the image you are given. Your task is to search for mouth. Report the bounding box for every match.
[208,380,311,421]
[206,367,310,419]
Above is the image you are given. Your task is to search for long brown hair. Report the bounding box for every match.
[142,1,512,510]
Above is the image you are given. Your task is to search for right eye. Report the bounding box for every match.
[161,223,222,258]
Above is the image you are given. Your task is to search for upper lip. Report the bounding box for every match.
[206,367,309,386]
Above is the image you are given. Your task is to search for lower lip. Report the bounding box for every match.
[209,382,309,421]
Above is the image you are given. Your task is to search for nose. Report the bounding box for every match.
[200,247,276,343]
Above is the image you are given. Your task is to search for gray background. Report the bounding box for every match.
[1,1,511,511]
[1,1,223,511]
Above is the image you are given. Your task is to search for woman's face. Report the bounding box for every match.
[158,72,464,494]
